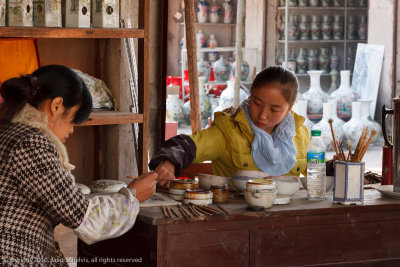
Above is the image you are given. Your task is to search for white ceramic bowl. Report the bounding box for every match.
[198,173,231,190]
[169,188,185,196]
[299,176,334,192]
[76,183,91,194]
[273,176,301,196]
[90,179,127,194]
[232,170,269,194]
[244,189,277,209]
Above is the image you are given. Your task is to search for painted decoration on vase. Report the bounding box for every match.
[230,59,250,81]
[197,58,211,82]
[330,70,359,118]
[222,0,233,24]
[33,0,62,27]
[342,101,364,148]
[302,70,328,115]
[212,56,231,82]
[196,0,209,23]
[92,0,119,28]
[209,0,220,23]
[65,0,90,28]
[8,0,34,27]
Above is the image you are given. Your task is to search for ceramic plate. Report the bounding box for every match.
[375,185,400,199]
[75,183,91,194]
[90,179,127,194]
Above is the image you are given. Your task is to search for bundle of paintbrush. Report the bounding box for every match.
[328,119,377,163]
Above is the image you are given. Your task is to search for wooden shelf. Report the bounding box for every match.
[0,27,144,38]
[78,111,144,126]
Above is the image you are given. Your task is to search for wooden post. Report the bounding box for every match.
[234,0,245,106]
[184,0,201,134]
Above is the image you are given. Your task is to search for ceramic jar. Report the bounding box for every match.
[330,46,340,71]
[209,0,221,23]
[196,0,209,23]
[33,0,62,27]
[197,58,211,81]
[321,15,332,40]
[65,0,90,28]
[166,94,184,124]
[360,99,382,144]
[310,15,321,40]
[319,48,330,73]
[8,0,33,27]
[346,46,355,72]
[92,0,119,28]
[219,80,249,109]
[288,14,299,40]
[332,15,343,40]
[213,56,230,82]
[296,48,308,74]
[358,15,367,40]
[302,70,329,115]
[299,15,310,40]
[342,101,364,148]
[211,184,229,203]
[230,59,250,81]
[292,99,314,134]
[0,0,4,26]
[307,49,318,71]
[347,16,357,40]
[208,34,219,61]
[222,0,233,24]
[312,102,343,151]
[198,76,212,128]
[330,70,359,118]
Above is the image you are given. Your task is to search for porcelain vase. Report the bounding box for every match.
[358,15,367,40]
[360,99,382,145]
[296,48,308,74]
[196,29,206,60]
[330,70,359,119]
[196,0,209,23]
[288,14,299,40]
[332,15,343,40]
[222,0,233,24]
[328,98,345,127]
[218,80,249,110]
[198,76,212,128]
[213,56,231,82]
[328,69,339,94]
[330,46,340,71]
[307,49,318,70]
[209,0,220,23]
[292,99,314,134]
[342,101,364,148]
[346,46,355,72]
[208,33,219,61]
[197,58,211,82]
[310,15,321,40]
[312,102,343,151]
[319,48,330,73]
[321,15,332,40]
[279,16,285,40]
[166,94,184,124]
[302,70,329,115]
[299,0,309,7]
[299,15,310,40]
[230,59,250,81]
[347,16,357,40]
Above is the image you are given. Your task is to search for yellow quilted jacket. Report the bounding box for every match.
[190,109,310,178]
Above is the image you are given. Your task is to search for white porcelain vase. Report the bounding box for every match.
[209,0,221,23]
[230,59,250,81]
[360,99,382,145]
[213,56,231,82]
[292,99,314,135]
[302,70,329,115]
[166,94,184,124]
[328,98,345,128]
[219,80,249,110]
[222,0,233,23]
[196,0,209,23]
[330,70,360,119]
[342,101,364,148]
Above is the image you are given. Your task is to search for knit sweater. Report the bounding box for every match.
[0,106,88,266]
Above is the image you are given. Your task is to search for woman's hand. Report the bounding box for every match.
[155,160,176,188]
[127,172,158,202]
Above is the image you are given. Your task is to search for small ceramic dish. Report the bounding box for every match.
[75,183,91,194]
[274,194,291,205]
[170,179,199,190]
[169,188,185,196]
[89,179,127,194]
[246,179,276,191]
[244,189,277,209]
[183,198,213,205]
[299,176,334,192]
[272,176,301,196]
[232,170,269,194]
[198,173,231,190]
[184,188,213,200]
[169,193,184,201]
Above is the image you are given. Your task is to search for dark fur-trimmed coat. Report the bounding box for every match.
[0,106,88,266]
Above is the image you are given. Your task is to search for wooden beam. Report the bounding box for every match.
[184,0,201,134]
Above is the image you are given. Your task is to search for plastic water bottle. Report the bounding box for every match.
[307,129,326,200]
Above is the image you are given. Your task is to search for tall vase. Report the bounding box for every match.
[342,101,364,148]
[197,58,211,82]
[288,14,299,40]
[328,69,339,94]
[312,102,343,151]
[299,15,310,40]
[292,99,314,134]
[296,48,308,74]
[279,16,285,40]
[299,0,309,7]
[358,15,367,40]
[196,30,206,60]
[328,98,345,127]
[347,15,357,40]
[230,59,250,81]
[332,15,343,40]
[196,0,209,23]
[330,70,359,119]
[319,47,330,73]
[330,46,340,71]
[209,0,221,23]
[360,99,382,145]
[208,33,219,61]
[321,15,332,40]
[307,49,318,70]
[302,70,328,115]
[346,46,355,72]
[198,76,212,128]
[219,80,249,110]
[311,15,321,40]
[213,56,231,82]
[222,0,233,24]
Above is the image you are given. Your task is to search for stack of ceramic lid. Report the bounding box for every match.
[169,179,199,201]
[183,188,213,205]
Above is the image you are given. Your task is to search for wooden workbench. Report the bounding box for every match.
[78,188,400,266]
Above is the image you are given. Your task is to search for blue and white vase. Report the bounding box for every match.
[342,101,364,148]
[209,0,221,23]
[213,56,231,82]
[330,70,359,118]
[230,59,250,81]
[302,70,328,115]
[196,0,209,23]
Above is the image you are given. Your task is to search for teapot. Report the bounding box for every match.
[382,97,400,191]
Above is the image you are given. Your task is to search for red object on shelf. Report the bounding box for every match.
[207,67,226,97]
[180,70,190,102]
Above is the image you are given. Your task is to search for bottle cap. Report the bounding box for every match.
[311,130,321,136]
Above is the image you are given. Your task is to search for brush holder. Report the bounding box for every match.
[333,161,365,205]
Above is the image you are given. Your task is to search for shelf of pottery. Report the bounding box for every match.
[276,0,368,91]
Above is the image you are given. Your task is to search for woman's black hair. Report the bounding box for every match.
[250,65,299,106]
[0,64,92,124]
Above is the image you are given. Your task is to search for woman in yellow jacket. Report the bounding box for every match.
[150,66,310,185]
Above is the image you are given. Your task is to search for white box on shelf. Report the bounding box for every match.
[65,0,90,28]
[33,0,62,27]
[92,0,119,28]
[0,0,5,26]
[333,161,365,205]
[8,0,34,27]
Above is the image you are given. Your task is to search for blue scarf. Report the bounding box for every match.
[240,100,297,176]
